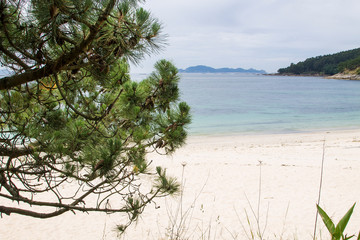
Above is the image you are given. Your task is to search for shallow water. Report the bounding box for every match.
[178,73,360,135]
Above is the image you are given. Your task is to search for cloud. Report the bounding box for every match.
[131,0,360,73]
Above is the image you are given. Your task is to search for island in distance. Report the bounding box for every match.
[178,65,266,74]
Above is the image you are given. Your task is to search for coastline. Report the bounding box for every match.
[265,72,360,80]
[326,73,360,81]
[2,129,360,239]
[264,73,328,77]
[186,128,360,144]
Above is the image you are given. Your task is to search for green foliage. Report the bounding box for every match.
[338,56,360,72]
[155,166,180,195]
[317,203,357,240]
[0,0,190,234]
[278,48,360,75]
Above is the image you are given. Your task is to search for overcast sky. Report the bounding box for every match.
[131,0,360,74]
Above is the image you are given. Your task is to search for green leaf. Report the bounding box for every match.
[334,203,356,239]
[317,204,336,235]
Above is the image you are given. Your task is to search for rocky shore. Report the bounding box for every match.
[327,73,360,80]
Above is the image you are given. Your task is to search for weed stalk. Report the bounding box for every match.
[313,139,326,239]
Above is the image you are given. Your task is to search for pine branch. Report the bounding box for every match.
[0,0,116,90]
[0,43,30,70]
[0,184,161,218]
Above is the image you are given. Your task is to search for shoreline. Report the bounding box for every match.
[265,72,360,80]
[326,73,360,81]
[188,126,360,138]
[264,73,328,77]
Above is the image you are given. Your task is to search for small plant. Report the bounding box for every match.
[233,161,269,240]
[164,162,210,240]
[316,203,358,240]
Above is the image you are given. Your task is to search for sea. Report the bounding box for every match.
[135,73,360,136]
[3,69,359,136]
[2,69,360,136]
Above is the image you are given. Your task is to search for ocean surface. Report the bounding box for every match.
[134,73,360,135]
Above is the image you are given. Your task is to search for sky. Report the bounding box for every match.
[130,0,360,74]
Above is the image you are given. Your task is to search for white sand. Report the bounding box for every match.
[1,130,360,239]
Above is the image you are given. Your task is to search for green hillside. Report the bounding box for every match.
[278,48,360,75]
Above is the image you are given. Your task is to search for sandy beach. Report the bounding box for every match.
[1,129,360,239]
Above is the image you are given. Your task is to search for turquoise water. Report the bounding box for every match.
[177,73,360,135]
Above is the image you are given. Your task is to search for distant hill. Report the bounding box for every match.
[179,65,266,74]
[278,48,360,75]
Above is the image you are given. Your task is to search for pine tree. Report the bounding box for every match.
[0,0,190,233]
